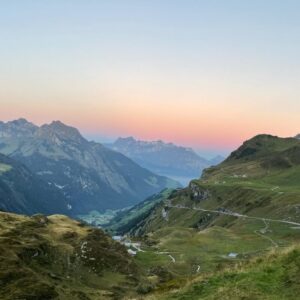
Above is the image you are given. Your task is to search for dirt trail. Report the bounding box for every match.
[254,219,278,248]
[156,252,176,263]
[254,229,278,248]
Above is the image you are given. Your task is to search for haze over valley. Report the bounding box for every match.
[106,136,224,185]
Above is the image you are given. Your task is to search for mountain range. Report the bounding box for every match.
[1,132,300,299]
[107,137,224,185]
[0,119,179,215]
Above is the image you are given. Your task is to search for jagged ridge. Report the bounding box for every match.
[0,119,179,215]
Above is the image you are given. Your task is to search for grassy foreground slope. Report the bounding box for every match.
[0,211,147,300]
[147,246,300,300]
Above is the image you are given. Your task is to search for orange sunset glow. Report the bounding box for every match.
[1,1,299,153]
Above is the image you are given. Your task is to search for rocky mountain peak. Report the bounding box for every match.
[36,121,85,144]
[108,136,213,184]
[0,118,38,138]
[14,117,32,124]
[0,118,178,214]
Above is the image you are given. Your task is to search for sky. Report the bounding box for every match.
[1,0,300,155]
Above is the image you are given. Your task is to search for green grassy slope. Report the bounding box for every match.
[127,135,300,233]
[147,246,300,300]
[105,189,173,235]
[109,135,300,298]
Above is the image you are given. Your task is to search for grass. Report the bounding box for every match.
[105,189,173,235]
[134,219,286,279]
[0,211,145,299]
[130,179,300,282]
[147,246,300,300]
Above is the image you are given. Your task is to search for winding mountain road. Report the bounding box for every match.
[166,204,300,227]
[166,204,300,249]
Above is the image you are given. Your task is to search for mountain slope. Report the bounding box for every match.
[108,134,300,292]
[125,135,300,235]
[108,137,215,184]
[0,153,68,215]
[0,211,146,299]
[0,119,179,215]
[105,189,173,235]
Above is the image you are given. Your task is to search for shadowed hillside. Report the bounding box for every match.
[0,153,68,215]
[0,211,149,299]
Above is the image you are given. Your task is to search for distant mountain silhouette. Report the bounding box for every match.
[107,137,223,185]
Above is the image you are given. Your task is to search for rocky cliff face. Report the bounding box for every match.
[0,118,37,138]
[0,119,179,215]
[189,182,210,201]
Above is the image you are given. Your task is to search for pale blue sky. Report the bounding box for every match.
[1,1,299,152]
